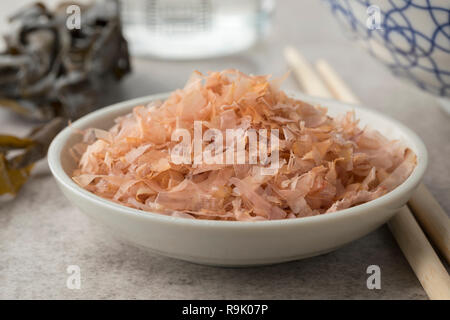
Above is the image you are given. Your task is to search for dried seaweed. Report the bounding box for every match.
[0,118,66,195]
[0,0,131,195]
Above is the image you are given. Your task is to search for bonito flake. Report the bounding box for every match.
[72,70,416,221]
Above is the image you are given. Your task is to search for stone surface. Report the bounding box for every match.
[0,0,448,300]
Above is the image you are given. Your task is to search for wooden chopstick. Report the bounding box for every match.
[315,59,360,104]
[284,46,450,300]
[314,59,450,264]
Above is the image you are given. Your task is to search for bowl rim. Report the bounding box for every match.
[48,91,428,229]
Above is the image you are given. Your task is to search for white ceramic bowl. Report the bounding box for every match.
[48,92,427,266]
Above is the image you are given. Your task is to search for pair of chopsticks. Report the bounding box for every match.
[284,46,450,300]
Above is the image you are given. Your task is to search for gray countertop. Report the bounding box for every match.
[0,0,449,300]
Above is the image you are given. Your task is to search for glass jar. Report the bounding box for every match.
[120,0,275,59]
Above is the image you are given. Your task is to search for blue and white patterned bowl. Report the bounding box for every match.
[324,0,450,97]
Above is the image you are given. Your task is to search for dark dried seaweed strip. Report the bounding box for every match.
[0,118,65,195]
[10,117,65,169]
